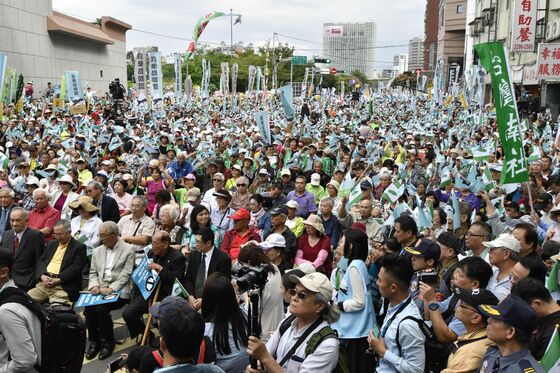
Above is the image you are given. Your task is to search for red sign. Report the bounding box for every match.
[330,67,337,75]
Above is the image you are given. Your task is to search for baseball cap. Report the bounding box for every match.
[185,173,196,180]
[259,234,286,250]
[454,287,499,310]
[258,168,269,176]
[310,173,321,186]
[478,293,539,334]
[285,200,298,209]
[186,187,201,202]
[96,170,108,178]
[534,192,553,211]
[213,189,232,200]
[289,272,333,302]
[101,160,111,166]
[489,163,502,172]
[25,176,40,187]
[228,208,250,220]
[360,180,373,190]
[281,169,291,177]
[437,232,464,255]
[269,206,288,216]
[482,233,521,253]
[404,238,441,260]
[149,295,189,320]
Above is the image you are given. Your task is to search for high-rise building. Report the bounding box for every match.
[322,21,376,79]
[393,54,409,75]
[408,37,425,71]
[424,0,440,77]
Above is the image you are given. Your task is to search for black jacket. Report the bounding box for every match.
[36,237,87,301]
[153,248,186,299]
[100,195,120,223]
[184,249,231,297]
[2,228,45,290]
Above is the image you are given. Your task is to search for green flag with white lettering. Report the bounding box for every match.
[172,278,189,298]
[474,42,528,185]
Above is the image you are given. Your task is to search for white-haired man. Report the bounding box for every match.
[28,188,60,241]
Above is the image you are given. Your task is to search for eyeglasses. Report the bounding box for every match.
[288,288,309,300]
[465,231,485,238]
[458,302,477,313]
[236,184,246,187]
[213,179,223,182]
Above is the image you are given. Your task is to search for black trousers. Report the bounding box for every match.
[122,294,149,339]
[83,298,128,342]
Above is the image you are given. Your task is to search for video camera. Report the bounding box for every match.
[234,265,269,293]
[109,78,125,100]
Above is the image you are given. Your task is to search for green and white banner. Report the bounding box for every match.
[147,51,163,102]
[474,42,528,184]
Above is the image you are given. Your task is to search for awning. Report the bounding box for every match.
[47,12,114,45]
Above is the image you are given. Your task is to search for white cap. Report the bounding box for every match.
[289,272,333,301]
[482,233,521,253]
[101,160,111,166]
[310,173,321,186]
[259,234,286,250]
[258,168,269,176]
[280,169,291,177]
[285,200,298,209]
[25,176,40,186]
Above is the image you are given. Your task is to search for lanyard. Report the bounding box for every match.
[380,296,412,338]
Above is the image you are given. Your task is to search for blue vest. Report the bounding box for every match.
[332,259,376,338]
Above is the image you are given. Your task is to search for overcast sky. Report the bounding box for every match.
[52,0,425,70]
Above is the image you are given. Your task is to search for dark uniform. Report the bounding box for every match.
[478,346,544,373]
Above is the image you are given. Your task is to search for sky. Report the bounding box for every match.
[52,0,425,71]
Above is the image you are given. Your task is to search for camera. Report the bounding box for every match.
[109,78,125,100]
[234,265,269,292]
[417,271,439,284]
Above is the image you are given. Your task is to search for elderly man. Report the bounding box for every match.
[118,195,156,264]
[220,208,261,261]
[1,207,44,291]
[202,172,226,212]
[319,196,341,249]
[338,197,383,243]
[86,180,120,223]
[246,272,340,372]
[167,152,193,181]
[264,206,297,265]
[0,188,18,241]
[485,233,521,301]
[85,221,134,361]
[122,231,185,342]
[27,188,60,241]
[28,219,86,304]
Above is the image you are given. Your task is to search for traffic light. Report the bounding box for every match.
[314,58,331,64]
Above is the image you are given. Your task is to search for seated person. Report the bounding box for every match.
[28,219,87,305]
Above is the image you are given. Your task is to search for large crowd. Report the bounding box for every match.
[0,82,558,373]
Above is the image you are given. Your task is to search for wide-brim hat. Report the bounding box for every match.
[303,214,325,235]
[69,196,99,213]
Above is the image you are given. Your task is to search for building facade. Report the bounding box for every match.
[0,0,130,96]
[393,54,409,74]
[424,0,440,76]
[408,36,425,71]
[437,0,467,88]
[323,21,377,79]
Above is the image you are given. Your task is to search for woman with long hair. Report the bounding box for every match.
[332,228,376,373]
[237,243,284,342]
[181,205,222,257]
[202,273,249,373]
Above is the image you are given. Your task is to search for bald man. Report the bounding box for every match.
[122,231,186,341]
[338,198,383,243]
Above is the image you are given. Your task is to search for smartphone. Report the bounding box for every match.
[418,272,439,284]
[108,356,124,373]
[371,324,380,338]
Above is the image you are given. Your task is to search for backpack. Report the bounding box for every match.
[0,286,86,373]
[395,316,449,373]
[278,314,350,373]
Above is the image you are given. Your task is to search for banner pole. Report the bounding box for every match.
[141,282,162,346]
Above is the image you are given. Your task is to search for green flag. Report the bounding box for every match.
[382,178,403,203]
[547,261,559,293]
[172,278,189,299]
[482,166,495,192]
[474,42,528,185]
[541,325,560,372]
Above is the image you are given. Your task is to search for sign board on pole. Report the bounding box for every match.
[291,56,307,65]
[512,0,537,52]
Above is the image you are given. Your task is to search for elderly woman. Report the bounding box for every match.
[295,214,332,274]
[69,195,102,250]
[229,176,252,210]
[155,204,185,250]
[50,174,79,220]
[112,179,132,217]
[248,194,271,237]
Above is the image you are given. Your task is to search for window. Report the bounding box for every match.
[100,70,103,78]
[457,4,464,13]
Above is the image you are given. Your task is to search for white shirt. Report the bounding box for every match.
[486,266,512,301]
[103,247,117,281]
[202,247,214,279]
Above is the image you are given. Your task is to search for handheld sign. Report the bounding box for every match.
[132,254,160,300]
[74,290,121,308]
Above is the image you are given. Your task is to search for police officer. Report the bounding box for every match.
[477,294,545,373]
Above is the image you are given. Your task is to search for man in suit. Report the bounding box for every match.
[84,221,134,361]
[86,180,120,223]
[0,188,18,243]
[1,207,44,291]
[123,230,185,342]
[185,227,231,311]
[28,219,87,304]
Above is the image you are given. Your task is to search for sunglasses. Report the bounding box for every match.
[288,288,309,300]
[236,183,246,187]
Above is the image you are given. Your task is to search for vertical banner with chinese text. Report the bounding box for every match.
[174,53,182,99]
[147,51,163,103]
[474,42,528,184]
[133,47,147,101]
[512,0,537,52]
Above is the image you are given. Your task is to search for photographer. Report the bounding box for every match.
[238,242,284,341]
[246,272,340,373]
[404,238,441,312]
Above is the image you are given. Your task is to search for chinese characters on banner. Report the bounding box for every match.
[474,42,528,184]
[147,51,163,111]
[537,43,560,81]
[64,71,86,114]
[173,53,182,99]
[512,0,537,52]
[133,47,147,99]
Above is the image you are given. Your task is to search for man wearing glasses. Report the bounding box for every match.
[464,222,492,262]
[484,233,520,301]
[246,272,340,373]
[202,172,225,212]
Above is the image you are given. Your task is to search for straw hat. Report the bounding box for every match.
[303,214,325,235]
[69,196,99,213]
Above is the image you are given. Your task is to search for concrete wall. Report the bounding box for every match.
[0,0,127,97]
